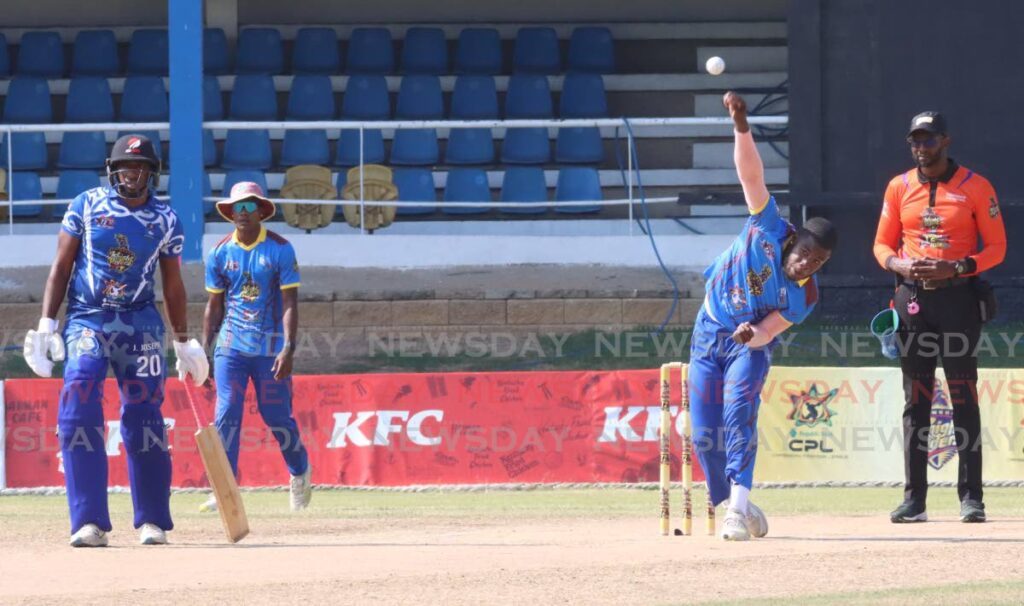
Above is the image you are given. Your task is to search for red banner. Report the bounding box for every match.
[3,370,704,488]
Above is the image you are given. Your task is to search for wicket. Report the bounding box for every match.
[659,362,715,536]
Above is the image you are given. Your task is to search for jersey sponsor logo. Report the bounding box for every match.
[945,192,967,202]
[258,256,271,269]
[239,273,261,302]
[92,215,115,229]
[778,285,788,307]
[760,239,776,261]
[240,308,260,323]
[918,207,950,249]
[144,221,159,239]
[107,234,137,273]
[988,196,1000,218]
[728,286,747,311]
[746,265,773,296]
[102,279,128,301]
[77,328,99,356]
[928,380,957,470]
[224,259,240,272]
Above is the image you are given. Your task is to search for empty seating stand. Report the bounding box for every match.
[16,31,64,77]
[1,78,52,170]
[72,30,120,77]
[281,75,335,166]
[390,75,442,165]
[127,29,169,76]
[236,28,284,75]
[336,74,389,166]
[292,27,341,74]
[446,75,498,165]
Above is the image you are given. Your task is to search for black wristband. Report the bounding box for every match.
[963,257,978,275]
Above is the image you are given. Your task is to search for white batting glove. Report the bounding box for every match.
[23,318,66,378]
[173,338,210,386]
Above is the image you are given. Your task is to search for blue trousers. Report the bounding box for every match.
[59,306,172,534]
[213,349,308,478]
[688,308,771,506]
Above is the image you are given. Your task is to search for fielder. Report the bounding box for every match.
[201,182,312,512]
[25,134,209,547]
[689,92,837,541]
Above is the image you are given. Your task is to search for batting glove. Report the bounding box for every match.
[173,338,210,386]
[23,318,66,377]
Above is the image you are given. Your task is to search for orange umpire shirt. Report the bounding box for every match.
[873,160,1007,274]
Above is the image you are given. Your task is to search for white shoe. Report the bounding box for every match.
[746,501,769,538]
[199,496,218,513]
[139,523,167,545]
[69,523,108,548]
[720,508,751,541]
[290,466,312,511]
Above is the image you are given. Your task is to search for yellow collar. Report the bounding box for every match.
[797,277,809,287]
[233,225,267,251]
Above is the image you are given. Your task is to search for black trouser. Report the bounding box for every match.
[893,282,983,505]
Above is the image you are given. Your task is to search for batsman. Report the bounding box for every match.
[688,92,838,540]
[24,135,209,547]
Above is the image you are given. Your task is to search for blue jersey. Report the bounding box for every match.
[60,186,184,318]
[205,226,301,356]
[702,196,818,330]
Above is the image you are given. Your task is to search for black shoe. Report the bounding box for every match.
[890,500,928,523]
[960,500,986,523]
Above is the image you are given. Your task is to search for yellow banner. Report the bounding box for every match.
[754,367,1024,482]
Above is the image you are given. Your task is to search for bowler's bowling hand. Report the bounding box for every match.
[731,322,755,345]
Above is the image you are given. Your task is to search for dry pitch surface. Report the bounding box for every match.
[1,487,1023,605]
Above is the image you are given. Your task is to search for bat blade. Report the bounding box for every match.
[195,425,250,543]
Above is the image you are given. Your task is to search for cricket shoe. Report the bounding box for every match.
[199,496,218,513]
[960,500,986,523]
[139,523,168,545]
[746,501,769,538]
[290,466,312,511]
[890,500,928,523]
[69,524,108,548]
[720,508,751,541]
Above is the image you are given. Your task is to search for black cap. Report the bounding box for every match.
[907,112,948,137]
[108,134,160,168]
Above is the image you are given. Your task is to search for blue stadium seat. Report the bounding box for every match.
[116,130,163,161]
[446,76,498,165]
[221,169,268,202]
[293,27,340,74]
[222,131,271,169]
[556,74,607,163]
[347,28,394,74]
[513,27,560,75]
[236,28,284,75]
[127,29,168,76]
[454,28,501,75]
[282,75,335,166]
[401,27,447,75]
[554,167,601,213]
[391,75,441,165]
[500,167,547,214]
[120,76,168,121]
[72,30,120,77]
[203,75,224,120]
[16,31,64,77]
[1,78,51,170]
[66,77,115,122]
[567,27,615,74]
[58,132,107,169]
[229,75,277,119]
[502,75,552,164]
[0,33,9,77]
[8,171,45,218]
[336,75,389,166]
[443,168,491,214]
[56,170,101,213]
[392,168,436,215]
[204,28,230,75]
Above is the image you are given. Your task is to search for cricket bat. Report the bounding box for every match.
[183,380,250,543]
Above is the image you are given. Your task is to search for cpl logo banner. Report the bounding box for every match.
[787,384,839,454]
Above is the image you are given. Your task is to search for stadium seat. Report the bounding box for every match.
[336,75,389,166]
[222,131,271,169]
[502,75,552,164]
[8,171,44,218]
[0,78,51,170]
[282,75,335,166]
[221,169,269,199]
[339,164,398,233]
[60,78,115,170]
[292,27,340,74]
[443,168,491,214]
[120,76,168,121]
[127,29,169,76]
[56,170,101,215]
[554,167,601,213]
[236,28,284,75]
[281,165,339,231]
[16,31,64,77]
[401,27,447,75]
[204,28,230,75]
[347,27,394,74]
[392,168,436,215]
[500,167,547,214]
[59,132,107,169]
[391,75,441,165]
[229,75,277,119]
[203,75,224,120]
[512,27,560,75]
[446,75,497,165]
[0,33,9,77]
[567,27,615,74]
[454,28,501,75]
[556,73,607,163]
[72,30,120,77]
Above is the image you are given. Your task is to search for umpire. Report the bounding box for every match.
[873,111,1006,524]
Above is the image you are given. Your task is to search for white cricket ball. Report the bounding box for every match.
[705,56,726,76]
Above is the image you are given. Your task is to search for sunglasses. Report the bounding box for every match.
[906,136,940,149]
[232,200,259,214]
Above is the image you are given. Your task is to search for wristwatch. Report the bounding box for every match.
[953,260,967,276]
